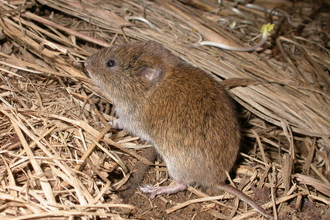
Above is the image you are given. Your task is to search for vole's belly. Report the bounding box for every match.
[121,121,152,143]
[115,109,153,143]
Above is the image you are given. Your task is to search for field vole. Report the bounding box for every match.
[84,41,269,217]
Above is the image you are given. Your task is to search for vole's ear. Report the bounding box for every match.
[139,67,164,83]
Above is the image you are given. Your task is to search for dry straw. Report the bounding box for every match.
[0,0,329,219]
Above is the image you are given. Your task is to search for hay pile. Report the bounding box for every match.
[0,0,329,219]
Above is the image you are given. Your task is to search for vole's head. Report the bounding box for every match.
[85,41,180,105]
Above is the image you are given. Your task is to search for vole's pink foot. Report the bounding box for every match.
[140,182,187,199]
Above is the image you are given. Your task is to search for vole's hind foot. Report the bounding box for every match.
[140,182,187,199]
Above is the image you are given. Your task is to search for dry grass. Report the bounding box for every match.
[0,0,329,219]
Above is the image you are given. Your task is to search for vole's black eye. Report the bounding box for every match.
[106,59,116,68]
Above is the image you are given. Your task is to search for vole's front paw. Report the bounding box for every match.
[109,119,121,129]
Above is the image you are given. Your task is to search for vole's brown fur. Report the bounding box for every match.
[85,41,269,218]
